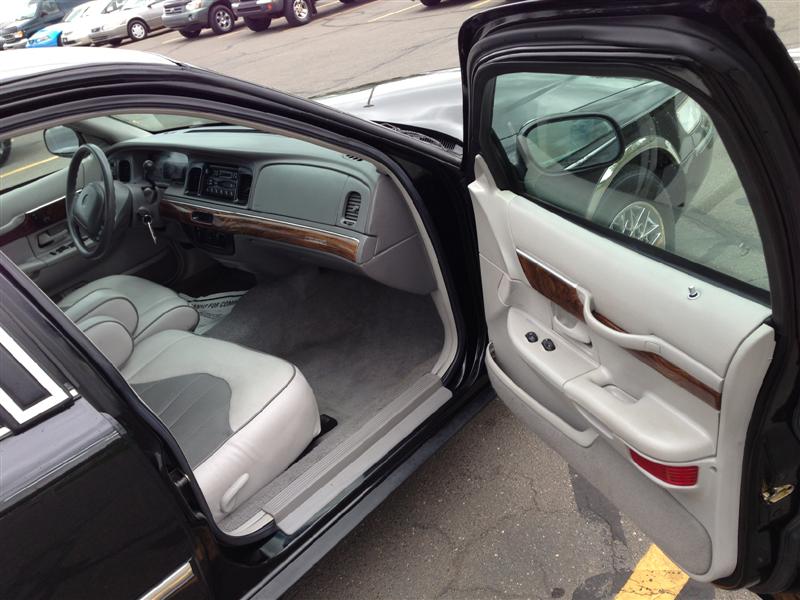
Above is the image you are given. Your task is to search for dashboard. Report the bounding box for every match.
[109,127,434,295]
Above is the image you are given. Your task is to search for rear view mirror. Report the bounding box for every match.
[518,114,623,174]
[43,126,80,157]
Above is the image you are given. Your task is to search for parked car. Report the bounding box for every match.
[0,139,11,166]
[25,0,95,47]
[60,0,122,45]
[232,0,318,31]
[1,1,800,599]
[0,0,85,49]
[162,0,237,38]
[88,0,166,45]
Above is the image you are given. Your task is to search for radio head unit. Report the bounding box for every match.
[186,162,252,205]
[202,164,239,201]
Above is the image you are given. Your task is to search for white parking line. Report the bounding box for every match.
[161,33,184,45]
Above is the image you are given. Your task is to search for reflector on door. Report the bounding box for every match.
[629,449,698,486]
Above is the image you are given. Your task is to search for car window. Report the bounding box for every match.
[0,133,69,193]
[487,72,770,293]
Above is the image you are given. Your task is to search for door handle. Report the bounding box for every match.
[576,287,721,392]
[553,313,591,344]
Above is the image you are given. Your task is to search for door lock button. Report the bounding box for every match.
[541,338,556,352]
[525,331,538,343]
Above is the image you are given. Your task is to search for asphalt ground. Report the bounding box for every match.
[1,1,798,598]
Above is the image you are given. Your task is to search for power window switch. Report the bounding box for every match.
[525,331,538,343]
[541,338,556,352]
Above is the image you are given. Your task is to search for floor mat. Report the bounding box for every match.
[180,290,248,335]
[209,268,445,531]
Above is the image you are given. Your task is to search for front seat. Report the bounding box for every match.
[58,275,199,342]
[77,318,320,520]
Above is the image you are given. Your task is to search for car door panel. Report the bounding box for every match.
[0,164,174,298]
[471,153,775,580]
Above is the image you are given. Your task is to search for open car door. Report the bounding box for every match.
[461,0,800,592]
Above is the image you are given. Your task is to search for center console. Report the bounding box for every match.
[185,162,253,205]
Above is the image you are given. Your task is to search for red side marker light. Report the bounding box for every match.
[629,449,698,486]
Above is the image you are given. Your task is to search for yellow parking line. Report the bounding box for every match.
[0,156,59,179]
[367,3,418,22]
[470,0,494,8]
[615,545,689,599]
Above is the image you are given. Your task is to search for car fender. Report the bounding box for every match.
[585,135,682,219]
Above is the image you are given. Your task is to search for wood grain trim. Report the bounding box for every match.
[517,251,583,319]
[516,251,722,410]
[0,198,66,247]
[161,199,360,262]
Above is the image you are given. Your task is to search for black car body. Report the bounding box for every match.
[0,0,86,49]
[1,1,800,599]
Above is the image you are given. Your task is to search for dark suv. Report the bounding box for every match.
[1,0,85,49]
[232,0,325,30]
[162,0,236,38]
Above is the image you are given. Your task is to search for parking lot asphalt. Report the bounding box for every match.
[2,2,799,598]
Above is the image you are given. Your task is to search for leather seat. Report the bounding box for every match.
[78,321,321,520]
[58,275,198,343]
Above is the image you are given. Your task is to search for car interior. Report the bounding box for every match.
[0,64,778,582]
[0,113,457,535]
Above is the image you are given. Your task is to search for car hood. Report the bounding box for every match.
[30,23,65,37]
[64,14,108,35]
[1,19,33,34]
[317,69,464,141]
[317,69,676,145]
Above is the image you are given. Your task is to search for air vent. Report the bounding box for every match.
[237,172,252,205]
[343,154,363,162]
[185,166,202,195]
[342,192,361,225]
[118,159,131,183]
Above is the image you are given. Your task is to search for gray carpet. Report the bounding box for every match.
[205,268,444,526]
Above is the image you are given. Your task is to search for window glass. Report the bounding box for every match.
[489,72,769,292]
[0,133,68,193]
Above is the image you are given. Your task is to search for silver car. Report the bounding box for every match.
[88,0,166,45]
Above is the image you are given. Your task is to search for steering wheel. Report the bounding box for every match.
[66,144,116,260]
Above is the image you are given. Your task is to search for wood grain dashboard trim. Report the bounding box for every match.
[0,197,67,247]
[160,199,360,263]
[516,251,722,410]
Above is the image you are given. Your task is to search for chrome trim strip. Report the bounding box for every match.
[516,249,579,289]
[586,135,681,220]
[139,562,195,600]
[0,327,70,424]
[164,197,361,245]
[24,195,67,217]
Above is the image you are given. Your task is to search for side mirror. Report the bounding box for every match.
[517,114,624,175]
[43,126,80,157]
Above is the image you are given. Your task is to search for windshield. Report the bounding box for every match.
[112,114,218,132]
[9,0,39,20]
[64,3,91,21]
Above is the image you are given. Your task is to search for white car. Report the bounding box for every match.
[88,0,166,45]
[60,0,121,46]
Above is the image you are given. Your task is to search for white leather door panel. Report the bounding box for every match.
[471,155,775,580]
